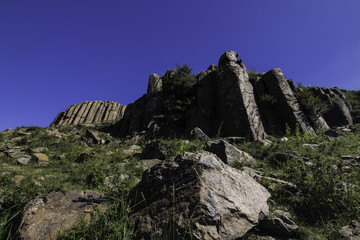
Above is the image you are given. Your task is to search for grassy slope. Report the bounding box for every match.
[0,124,360,239]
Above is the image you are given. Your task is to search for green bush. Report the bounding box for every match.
[247,70,263,81]
[294,84,328,121]
[162,64,197,124]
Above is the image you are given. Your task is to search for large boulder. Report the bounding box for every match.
[216,51,266,140]
[129,151,271,240]
[19,190,105,240]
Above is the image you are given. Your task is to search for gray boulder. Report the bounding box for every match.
[85,129,102,144]
[339,220,360,240]
[259,210,299,238]
[19,190,105,240]
[130,152,270,239]
[190,127,211,142]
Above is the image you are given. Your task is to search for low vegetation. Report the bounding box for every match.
[1,121,360,239]
[162,64,197,125]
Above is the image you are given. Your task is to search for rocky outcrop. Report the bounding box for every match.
[107,50,353,139]
[129,151,271,240]
[216,51,266,140]
[253,68,314,135]
[50,101,126,127]
[311,87,353,127]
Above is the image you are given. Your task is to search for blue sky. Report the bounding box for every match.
[1,0,359,131]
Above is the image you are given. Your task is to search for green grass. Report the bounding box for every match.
[235,125,360,239]
[1,122,360,239]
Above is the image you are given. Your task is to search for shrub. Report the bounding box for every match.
[162,64,197,124]
[247,69,263,81]
[294,84,328,121]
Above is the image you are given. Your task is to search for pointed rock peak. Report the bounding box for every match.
[207,64,217,71]
[147,73,162,96]
[218,50,239,71]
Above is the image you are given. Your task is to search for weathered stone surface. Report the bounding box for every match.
[259,210,299,238]
[217,51,266,140]
[311,87,353,127]
[130,152,270,240]
[33,153,49,167]
[13,175,25,185]
[190,127,211,142]
[50,101,126,127]
[17,155,32,165]
[121,145,142,157]
[206,140,255,165]
[19,190,105,240]
[339,220,360,240]
[31,147,48,153]
[85,129,102,144]
[259,68,314,134]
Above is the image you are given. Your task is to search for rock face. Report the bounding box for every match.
[110,50,353,140]
[216,51,266,139]
[129,152,271,240]
[50,101,126,127]
[253,68,314,135]
[19,190,104,240]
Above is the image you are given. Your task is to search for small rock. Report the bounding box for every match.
[259,210,299,238]
[11,136,23,143]
[122,145,142,157]
[53,153,66,160]
[31,147,48,153]
[138,159,162,170]
[86,129,102,144]
[339,220,360,240]
[190,127,211,142]
[17,155,32,165]
[280,137,288,142]
[303,143,319,151]
[104,140,121,149]
[12,175,25,185]
[33,153,49,167]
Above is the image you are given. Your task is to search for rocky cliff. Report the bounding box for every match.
[50,101,126,126]
[109,50,353,140]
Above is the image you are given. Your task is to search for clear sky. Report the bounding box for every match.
[1,0,359,131]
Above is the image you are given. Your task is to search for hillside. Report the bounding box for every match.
[1,51,360,240]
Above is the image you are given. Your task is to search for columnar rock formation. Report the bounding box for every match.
[50,101,126,126]
[111,50,338,140]
[51,50,354,139]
